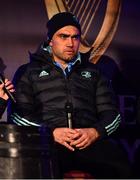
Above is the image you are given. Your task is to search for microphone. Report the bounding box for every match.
[65,102,73,128]
[0,73,16,103]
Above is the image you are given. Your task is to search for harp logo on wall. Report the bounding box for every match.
[44,0,121,64]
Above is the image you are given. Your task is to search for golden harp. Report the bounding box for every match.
[44,0,121,64]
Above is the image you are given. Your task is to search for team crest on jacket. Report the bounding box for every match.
[39,70,49,77]
[81,71,92,78]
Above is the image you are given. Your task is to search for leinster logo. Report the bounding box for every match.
[39,70,49,77]
[81,71,92,79]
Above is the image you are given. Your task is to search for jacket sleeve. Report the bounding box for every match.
[7,64,40,126]
[93,71,121,138]
[0,98,7,119]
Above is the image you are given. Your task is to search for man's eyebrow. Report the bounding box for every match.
[71,34,80,38]
[58,33,80,37]
[59,33,70,36]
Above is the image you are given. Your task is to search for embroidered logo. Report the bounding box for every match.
[81,71,92,78]
[39,70,49,77]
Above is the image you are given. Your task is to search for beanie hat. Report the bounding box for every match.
[47,12,81,41]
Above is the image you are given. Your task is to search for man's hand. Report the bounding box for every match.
[53,127,100,151]
[0,79,15,100]
[70,128,100,150]
[53,127,79,151]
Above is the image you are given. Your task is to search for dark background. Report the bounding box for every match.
[0,0,140,172]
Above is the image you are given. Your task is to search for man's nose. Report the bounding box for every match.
[67,37,73,46]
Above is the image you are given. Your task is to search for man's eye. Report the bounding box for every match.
[72,35,80,40]
[60,34,68,39]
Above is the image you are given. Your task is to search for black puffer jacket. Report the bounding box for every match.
[8,45,121,138]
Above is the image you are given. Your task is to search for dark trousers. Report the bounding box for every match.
[53,138,132,179]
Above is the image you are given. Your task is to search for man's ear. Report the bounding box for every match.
[49,40,52,47]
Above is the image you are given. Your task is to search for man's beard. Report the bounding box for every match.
[61,54,77,62]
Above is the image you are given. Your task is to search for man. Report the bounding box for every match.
[8,12,131,178]
[0,77,15,118]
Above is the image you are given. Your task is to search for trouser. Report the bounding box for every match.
[53,138,132,179]
[132,145,140,178]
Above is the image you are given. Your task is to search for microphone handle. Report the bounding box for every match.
[3,86,16,103]
[67,112,72,128]
[0,75,16,103]
[65,102,73,128]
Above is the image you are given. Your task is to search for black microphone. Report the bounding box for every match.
[0,73,16,103]
[65,102,73,128]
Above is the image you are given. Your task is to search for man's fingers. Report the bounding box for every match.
[63,141,75,151]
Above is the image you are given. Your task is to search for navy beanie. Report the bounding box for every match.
[47,12,81,41]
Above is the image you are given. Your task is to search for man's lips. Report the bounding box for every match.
[64,50,74,54]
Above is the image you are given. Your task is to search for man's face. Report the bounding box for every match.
[49,25,81,64]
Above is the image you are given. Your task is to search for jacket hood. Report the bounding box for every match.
[29,41,52,64]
